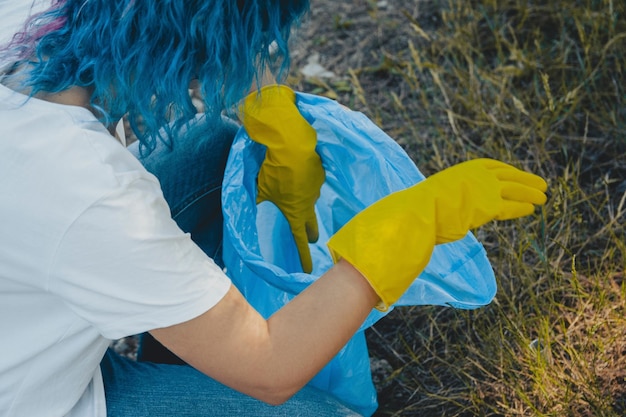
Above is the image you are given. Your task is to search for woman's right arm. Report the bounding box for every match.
[150,258,379,405]
[151,158,548,405]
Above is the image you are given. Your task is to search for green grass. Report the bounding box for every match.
[291,0,626,415]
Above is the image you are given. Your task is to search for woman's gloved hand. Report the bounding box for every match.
[240,85,325,273]
[327,158,548,310]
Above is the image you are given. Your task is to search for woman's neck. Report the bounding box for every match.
[35,86,92,109]
[1,63,119,136]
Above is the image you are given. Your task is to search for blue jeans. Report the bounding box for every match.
[100,115,363,417]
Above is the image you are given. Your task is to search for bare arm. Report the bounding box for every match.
[150,259,379,405]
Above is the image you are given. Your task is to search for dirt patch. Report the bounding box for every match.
[288,0,438,138]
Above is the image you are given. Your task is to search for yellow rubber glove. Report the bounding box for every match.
[240,85,325,273]
[327,158,548,311]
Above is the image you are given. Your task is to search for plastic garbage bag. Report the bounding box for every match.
[221,93,497,416]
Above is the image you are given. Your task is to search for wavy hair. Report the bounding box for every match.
[2,0,309,151]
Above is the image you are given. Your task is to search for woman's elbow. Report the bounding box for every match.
[247,378,304,406]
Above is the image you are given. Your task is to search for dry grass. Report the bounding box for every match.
[289,0,626,415]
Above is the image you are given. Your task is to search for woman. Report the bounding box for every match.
[0,1,548,416]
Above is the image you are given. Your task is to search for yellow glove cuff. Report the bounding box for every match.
[327,189,437,311]
[240,85,315,153]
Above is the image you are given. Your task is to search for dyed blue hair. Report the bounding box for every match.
[3,0,309,151]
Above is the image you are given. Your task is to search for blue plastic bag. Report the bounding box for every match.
[221,93,496,416]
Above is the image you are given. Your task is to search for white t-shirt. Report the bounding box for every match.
[0,84,232,416]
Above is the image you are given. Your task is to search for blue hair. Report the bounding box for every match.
[3,0,309,151]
